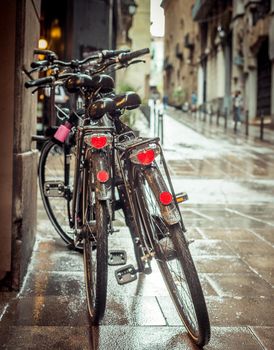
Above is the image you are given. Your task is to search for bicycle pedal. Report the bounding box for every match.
[108,250,127,266]
[115,264,137,285]
[176,192,188,203]
[44,181,65,197]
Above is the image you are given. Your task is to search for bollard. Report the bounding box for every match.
[260,113,264,141]
[224,108,228,131]
[245,110,249,137]
[234,119,237,133]
[154,103,157,137]
[158,110,164,144]
[203,104,207,122]
[217,109,220,126]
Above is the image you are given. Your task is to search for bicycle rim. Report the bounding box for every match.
[38,140,75,245]
[134,168,210,346]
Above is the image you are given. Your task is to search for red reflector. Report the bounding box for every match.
[159,191,173,205]
[91,136,107,149]
[137,149,155,165]
[97,170,109,183]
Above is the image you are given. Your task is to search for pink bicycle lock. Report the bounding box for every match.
[54,121,72,143]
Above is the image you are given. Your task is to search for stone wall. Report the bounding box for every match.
[0,0,40,289]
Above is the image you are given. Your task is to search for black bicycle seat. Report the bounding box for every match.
[114,91,141,110]
[65,74,114,93]
[88,98,116,119]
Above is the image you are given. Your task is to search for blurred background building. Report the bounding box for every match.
[161,0,274,122]
[161,0,199,108]
[115,0,151,101]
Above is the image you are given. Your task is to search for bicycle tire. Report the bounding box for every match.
[83,157,108,324]
[38,140,76,245]
[133,167,210,346]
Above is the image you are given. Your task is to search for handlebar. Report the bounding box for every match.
[30,60,49,69]
[25,76,55,88]
[33,49,58,59]
[25,48,149,89]
[117,48,150,63]
[100,49,130,60]
[30,48,131,71]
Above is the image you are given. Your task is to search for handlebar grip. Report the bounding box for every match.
[30,60,49,69]
[25,76,55,88]
[33,49,58,59]
[118,48,150,63]
[102,49,130,59]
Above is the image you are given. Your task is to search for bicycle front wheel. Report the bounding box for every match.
[134,167,210,347]
[83,157,108,324]
[38,140,75,245]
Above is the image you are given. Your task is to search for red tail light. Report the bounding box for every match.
[97,170,109,183]
[137,149,155,165]
[159,191,173,205]
[129,145,160,165]
[91,136,107,149]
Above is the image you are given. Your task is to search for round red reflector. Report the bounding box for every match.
[137,149,155,165]
[97,170,109,183]
[159,191,173,205]
[91,136,107,149]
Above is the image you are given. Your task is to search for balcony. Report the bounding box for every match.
[192,0,215,21]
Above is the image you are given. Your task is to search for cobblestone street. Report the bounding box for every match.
[1,109,274,349]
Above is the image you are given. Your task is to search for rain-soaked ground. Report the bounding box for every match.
[0,107,274,349]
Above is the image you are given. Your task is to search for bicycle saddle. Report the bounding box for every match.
[65,74,114,93]
[114,91,141,110]
[88,98,116,119]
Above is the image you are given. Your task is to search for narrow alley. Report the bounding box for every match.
[1,109,273,349]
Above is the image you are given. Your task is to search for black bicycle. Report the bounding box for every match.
[25,48,210,346]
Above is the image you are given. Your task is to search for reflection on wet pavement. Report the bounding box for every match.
[0,112,274,349]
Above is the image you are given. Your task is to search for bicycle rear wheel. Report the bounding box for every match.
[38,140,75,245]
[134,167,210,347]
[83,157,108,324]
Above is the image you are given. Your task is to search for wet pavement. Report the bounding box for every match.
[1,108,274,349]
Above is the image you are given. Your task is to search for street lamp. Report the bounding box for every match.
[217,25,226,39]
[38,37,48,49]
[123,0,138,16]
[128,3,137,15]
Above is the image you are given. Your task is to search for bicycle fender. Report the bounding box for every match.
[93,152,112,201]
[143,167,180,225]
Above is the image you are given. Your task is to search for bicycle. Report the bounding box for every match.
[25,48,210,347]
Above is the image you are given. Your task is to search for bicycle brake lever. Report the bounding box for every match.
[112,60,145,72]
[31,87,39,95]
[128,59,146,66]
[22,65,34,80]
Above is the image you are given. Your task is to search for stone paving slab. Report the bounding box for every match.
[207,296,274,327]
[1,325,267,350]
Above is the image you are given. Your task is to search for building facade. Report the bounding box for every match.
[192,0,233,115]
[116,0,151,101]
[230,0,274,120]
[162,0,274,122]
[161,0,199,107]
